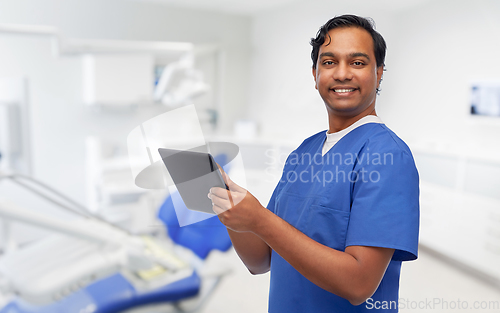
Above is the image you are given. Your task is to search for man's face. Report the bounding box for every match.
[312,27,383,119]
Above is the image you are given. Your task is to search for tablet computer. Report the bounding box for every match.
[158,148,228,214]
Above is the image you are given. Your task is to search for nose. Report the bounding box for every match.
[333,62,352,81]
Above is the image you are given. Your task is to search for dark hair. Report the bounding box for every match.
[310,14,386,70]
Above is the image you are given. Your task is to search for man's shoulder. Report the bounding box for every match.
[353,124,418,173]
[360,123,413,156]
[302,129,326,144]
[294,130,326,152]
[349,124,419,180]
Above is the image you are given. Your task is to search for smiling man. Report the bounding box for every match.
[209,15,419,312]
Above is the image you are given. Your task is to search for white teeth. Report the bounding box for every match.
[334,89,355,93]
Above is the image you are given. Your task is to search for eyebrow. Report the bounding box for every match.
[319,52,371,61]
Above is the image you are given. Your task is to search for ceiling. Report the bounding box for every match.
[128,0,433,16]
[127,0,302,15]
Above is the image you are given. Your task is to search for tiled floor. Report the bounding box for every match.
[200,246,500,312]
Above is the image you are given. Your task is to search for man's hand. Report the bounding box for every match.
[208,171,267,233]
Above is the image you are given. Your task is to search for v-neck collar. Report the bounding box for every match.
[322,116,383,156]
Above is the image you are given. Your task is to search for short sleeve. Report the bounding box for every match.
[266,149,299,214]
[266,184,279,214]
[345,146,420,261]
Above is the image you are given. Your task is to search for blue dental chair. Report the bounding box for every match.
[0,180,232,313]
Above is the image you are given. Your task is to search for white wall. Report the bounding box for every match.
[379,0,500,150]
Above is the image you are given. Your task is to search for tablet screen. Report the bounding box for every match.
[159,148,227,214]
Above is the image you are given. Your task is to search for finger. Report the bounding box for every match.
[209,187,235,210]
[211,171,249,208]
[212,197,232,210]
[220,170,231,186]
[227,188,235,208]
[216,163,225,175]
[218,167,230,189]
[212,197,230,214]
[212,203,226,215]
[215,163,230,187]
[220,171,245,193]
[210,187,230,200]
[229,188,248,206]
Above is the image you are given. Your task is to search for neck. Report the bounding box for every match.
[327,109,377,133]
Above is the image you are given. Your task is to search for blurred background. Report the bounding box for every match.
[0,0,500,312]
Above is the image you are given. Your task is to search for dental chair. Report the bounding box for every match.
[0,171,232,313]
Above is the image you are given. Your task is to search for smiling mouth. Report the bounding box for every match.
[333,88,357,93]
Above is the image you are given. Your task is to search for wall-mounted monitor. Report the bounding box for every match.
[470,80,500,117]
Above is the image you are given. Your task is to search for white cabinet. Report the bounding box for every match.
[83,54,154,106]
[415,148,500,281]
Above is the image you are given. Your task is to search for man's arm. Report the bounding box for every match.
[209,173,394,306]
[226,230,271,275]
[253,209,394,305]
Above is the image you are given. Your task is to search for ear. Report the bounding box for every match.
[312,67,318,90]
[376,66,384,88]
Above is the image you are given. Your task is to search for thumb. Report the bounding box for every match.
[220,170,249,207]
[221,170,245,193]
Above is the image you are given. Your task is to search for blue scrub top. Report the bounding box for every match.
[267,123,419,313]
